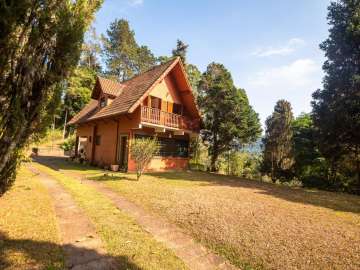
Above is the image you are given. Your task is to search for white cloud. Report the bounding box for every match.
[128,0,143,6]
[249,58,319,87]
[244,58,323,126]
[252,38,306,57]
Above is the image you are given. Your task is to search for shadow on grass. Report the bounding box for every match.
[0,231,142,270]
[33,155,136,182]
[33,155,360,214]
[87,174,135,182]
[32,155,99,173]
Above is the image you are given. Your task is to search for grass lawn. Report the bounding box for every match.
[41,156,360,270]
[33,162,188,270]
[0,167,64,270]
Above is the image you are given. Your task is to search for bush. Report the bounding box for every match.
[130,138,159,180]
[60,136,75,152]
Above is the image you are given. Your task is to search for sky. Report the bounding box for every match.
[93,0,331,127]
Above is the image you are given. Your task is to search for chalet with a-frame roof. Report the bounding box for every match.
[68,57,201,171]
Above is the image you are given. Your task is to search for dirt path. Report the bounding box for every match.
[36,158,238,270]
[27,164,117,270]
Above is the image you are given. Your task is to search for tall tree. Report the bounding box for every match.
[102,19,155,81]
[63,66,96,122]
[198,63,261,171]
[262,100,294,182]
[172,39,188,64]
[80,26,102,72]
[312,0,360,190]
[0,0,102,195]
[292,113,329,187]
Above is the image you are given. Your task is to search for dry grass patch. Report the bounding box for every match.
[0,167,64,270]
[91,171,360,270]
[35,156,360,269]
[33,163,188,270]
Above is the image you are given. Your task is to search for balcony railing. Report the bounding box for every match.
[140,106,199,131]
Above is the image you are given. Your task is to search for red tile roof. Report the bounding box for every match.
[92,76,124,98]
[68,58,179,125]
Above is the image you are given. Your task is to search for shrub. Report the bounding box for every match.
[60,136,75,152]
[130,137,159,180]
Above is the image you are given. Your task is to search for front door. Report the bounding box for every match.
[117,135,128,170]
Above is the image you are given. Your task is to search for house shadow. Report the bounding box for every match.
[148,171,360,214]
[32,155,135,182]
[0,231,142,270]
[32,155,98,173]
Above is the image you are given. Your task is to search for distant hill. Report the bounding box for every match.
[242,138,263,154]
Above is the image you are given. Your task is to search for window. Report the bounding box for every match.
[95,135,101,145]
[135,134,189,157]
[150,96,161,109]
[173,103,182,115]
[100,97,106,108]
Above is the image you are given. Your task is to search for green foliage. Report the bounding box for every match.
[262,100,294,182]
[64,66,96,119]
[189,137,210,171]
[102,19,156,80]
[0,0,102,195]
[186,64,201,95]
[198,63,262,171]
[172,39,188,64]
[130,138,159,180]
[60,136,76,152]
[312,0,360,193]
[220,151,262,179]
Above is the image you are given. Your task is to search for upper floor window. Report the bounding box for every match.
[173,103,182,115]
[150,96,161,109]
[100,97,106,108]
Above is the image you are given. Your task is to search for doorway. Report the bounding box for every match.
[117,134,128,170]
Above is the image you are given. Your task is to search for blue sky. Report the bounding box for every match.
[93,0,331,126]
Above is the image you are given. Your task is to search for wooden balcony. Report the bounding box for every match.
[140,106,199,132]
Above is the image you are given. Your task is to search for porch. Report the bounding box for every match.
[140,105,200,132]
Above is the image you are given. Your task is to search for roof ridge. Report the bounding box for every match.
[108,57,179,85]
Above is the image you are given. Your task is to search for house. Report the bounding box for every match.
[68,57,201,171]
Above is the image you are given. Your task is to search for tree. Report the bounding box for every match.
[130,138,159,180]
[63,66,96,123]
[172,39,188,64]
[80,26,102,72]
[102,19,156,81]
[0,0,102,195]
[312,0,360,192]
[292,113,329,187]
[198,63,261,171]
[186,64,201,95]
[262,100,294,182]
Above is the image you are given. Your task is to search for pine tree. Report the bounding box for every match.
[0,0,102,195]
[198,63,261,171]
[312,0,360,191]
[102,19,155,81]
[262,100,294,182]
[172,39,188,64]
